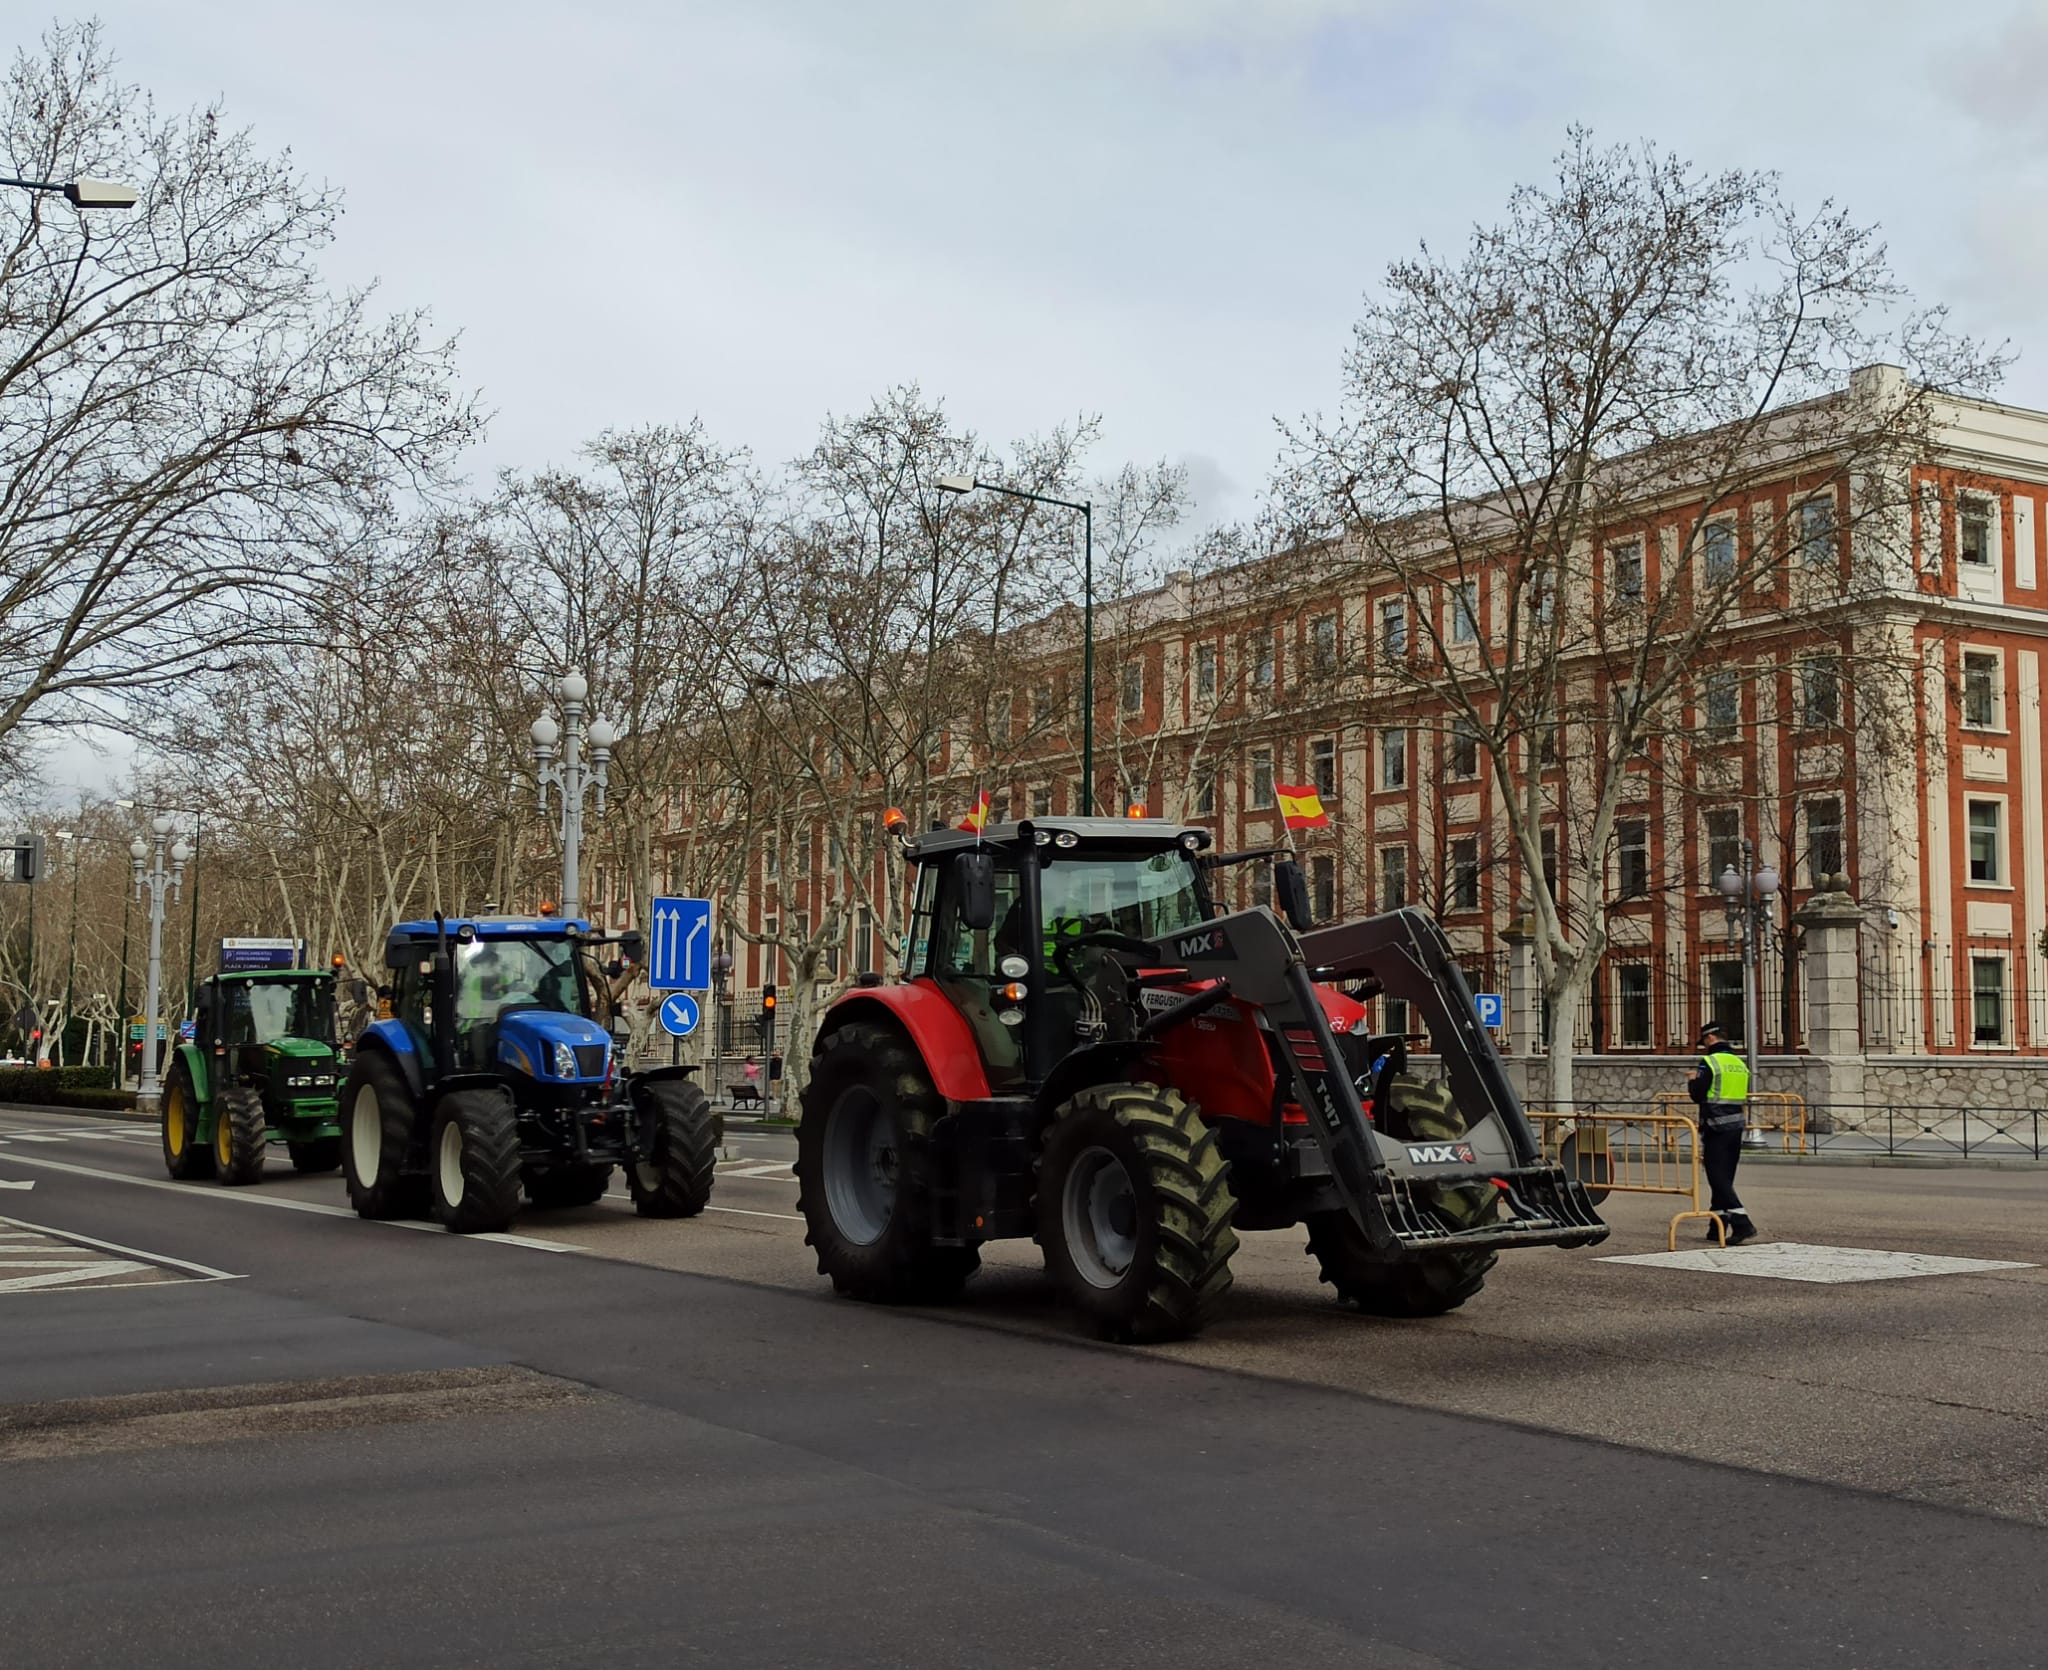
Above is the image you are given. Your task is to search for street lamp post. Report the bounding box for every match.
[0,175,139,208]
[935,476,1095,815]
[131,816,189,1107]
[1717,841,1782,1096]
[54,831,81,1067]
[710,948,734,1058]
[531,672,619,921]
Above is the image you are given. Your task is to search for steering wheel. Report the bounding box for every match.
[1050,928,1158,986]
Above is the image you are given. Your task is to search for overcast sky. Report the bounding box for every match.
[39,0,2048,797]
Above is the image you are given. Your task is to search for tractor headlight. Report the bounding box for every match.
[551,1041,578,1078]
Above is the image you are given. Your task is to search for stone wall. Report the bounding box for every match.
[1484,1052,2048,1112]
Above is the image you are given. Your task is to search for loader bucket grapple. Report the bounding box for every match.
[796,818,1607,1342]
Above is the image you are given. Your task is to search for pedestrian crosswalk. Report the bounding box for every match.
[0,1217,238,1293]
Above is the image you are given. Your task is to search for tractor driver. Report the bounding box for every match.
[454,942,539,1066]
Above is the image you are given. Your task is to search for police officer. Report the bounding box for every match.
[1689,1021,1758,1244]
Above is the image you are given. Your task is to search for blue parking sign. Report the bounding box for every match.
[1474,993,1505,1028]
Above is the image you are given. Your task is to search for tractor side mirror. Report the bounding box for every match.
[618,930,645,965]
[1273,858,1313,933]
[384,940,410,971]
[954,850,997,932]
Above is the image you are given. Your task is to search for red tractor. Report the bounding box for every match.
[796,816,1607,1341]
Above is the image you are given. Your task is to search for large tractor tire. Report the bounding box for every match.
[160,1060,215,1182]
[1305,1212,1495,1318]
[212,1085,268,1186]
[1037,1082,1238,1343]
[795,1021,979,1305]
[527,1164,614,1209]
[626,1078,717,1218]
[288,1137,343,1174]
[429,1088,523,1234]
[341,1051,429,1220]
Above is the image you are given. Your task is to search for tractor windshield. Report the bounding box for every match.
[453,937,586,1026]
[228,981,334,1046]
[1041,849,1209,949]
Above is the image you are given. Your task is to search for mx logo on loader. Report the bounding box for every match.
[1407,1142,1477,1166]
[1174,925,1235,961]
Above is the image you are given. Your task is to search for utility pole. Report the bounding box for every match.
[131,816,189,1108]
[532,672,619,921]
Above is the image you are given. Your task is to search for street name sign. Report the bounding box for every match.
[648,897,712,991]
[221,937,300,972]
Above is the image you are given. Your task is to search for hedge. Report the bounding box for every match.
[0,1065,132,1109]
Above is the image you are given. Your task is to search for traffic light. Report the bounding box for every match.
[761,983,777,1015]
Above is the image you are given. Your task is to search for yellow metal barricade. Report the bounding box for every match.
[1530,1109,1725,1250]
[1651,1090,1808,1153]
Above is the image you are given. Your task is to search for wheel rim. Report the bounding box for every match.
[351,1083,382,1182]
[1063,1144,1139,1289]
[215,1107,233,1167]
[165,1086,186,1156]
[438,1119,466,1208]
[822,1086,897,1247]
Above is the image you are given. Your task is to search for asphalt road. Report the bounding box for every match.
[4,1104,2047,1668]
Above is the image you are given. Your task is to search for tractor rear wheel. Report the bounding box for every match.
[160,1060,215,1182]
[1037,1083,1237,1343]
[288,1137,343,1174]
[527,1163,614,1209]
[429,1088,523,1234]
[796,1022,978,1304]
[341,1050,429,1219]
[212,1085,268,1186]
[627,1078,716,1217]
[1304,1212,1494,1317]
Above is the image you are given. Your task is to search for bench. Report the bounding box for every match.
[729,1082,764,1109]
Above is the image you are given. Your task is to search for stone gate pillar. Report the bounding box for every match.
[1505,910,1538,1060]
[1793,876,1866,1125]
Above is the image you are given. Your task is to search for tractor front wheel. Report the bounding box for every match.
[212,1085,268,1186]
[627,1078,717,1218]
[796,1022,978,1305]
[288,1137,343,1174]
[160,1060,215,1182]
[341,1051,429,1219]
[1304,1212,1494,1317]
[430,1089,523,1234]
[1037,1082,1237,1343]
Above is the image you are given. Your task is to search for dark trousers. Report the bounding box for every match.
[1701,1113,1748,1220]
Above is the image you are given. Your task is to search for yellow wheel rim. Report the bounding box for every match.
[165,1088,186,1156]
[216,1106,233,1167]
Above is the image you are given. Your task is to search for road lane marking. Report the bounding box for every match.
[718,1162,796,1178]
[0,1155,583,1252]
[706,1204,805,1222]
[0,1179,34,1190]
[1600,1242,2035,1284]
[0,1134,64,1143]
[0,1213,243,1279]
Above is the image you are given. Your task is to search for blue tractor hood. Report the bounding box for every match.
[498,1008,611,1084]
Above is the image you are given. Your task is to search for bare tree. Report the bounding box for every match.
[1282,131,2002,1107]
[0,23,477,770]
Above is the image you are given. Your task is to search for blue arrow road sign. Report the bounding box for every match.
[648,896,712,991]
[659,992,701,1038]
[1474,993,1505,1028]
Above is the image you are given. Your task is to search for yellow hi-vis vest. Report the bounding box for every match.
[1702,1049,1750,1106]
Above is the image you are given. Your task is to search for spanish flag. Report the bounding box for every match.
[1274,783,1330,830]
[956,790,992,833]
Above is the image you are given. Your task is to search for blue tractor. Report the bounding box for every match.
[341,913,717,1233]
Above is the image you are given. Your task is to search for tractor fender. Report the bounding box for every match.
[423,1070,511,1109]
[1033,1041,1151,1121]
[174,1041,213,1107]
[357,1022,426,1106]
[627,1063,701,1085]
[818,984,995,1103]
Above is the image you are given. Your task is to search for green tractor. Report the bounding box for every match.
[160,968,344,1185]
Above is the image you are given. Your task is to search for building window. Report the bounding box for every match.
[1031,785,1052,819]
[854,909,875,973]
[1379,599,1407,657]
[1451,838,1480,911]
[1807,797,1843,884]
[1703,520,1737,585]
[1704,668,1740,734]
[1708,961,1745,1042]
[1194,642,1217,701]
[1799,654,1840,729]
[1451,581,1479,644]
[1962,651,1999,728]
[762,837,779,882]
[1799,496,1837,568]
[1031,682,1055,726]
[1249,634,1275,692]
[1449,718,1479,780]
[1968,800,2002,884]
[1541,828,1559,900]
[1121,659,1144,716]
[989,691,1011,743]
[1310,614,1337,675]
[1617,963,1652,1048]
[1250,749,1275,809]
[1311,737,1337,800]
[1611,541,1644,602]
[1537,720,1558,765]
[1381,728,1407,790]
[1379,846,1408,911]
[1961,500,1993,567]
[1705,808,1741,888]
[1973,957,2008,1046]
[1193,769,1216,816]
[1617,819,1649,900]
[1311,854,1336,921]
